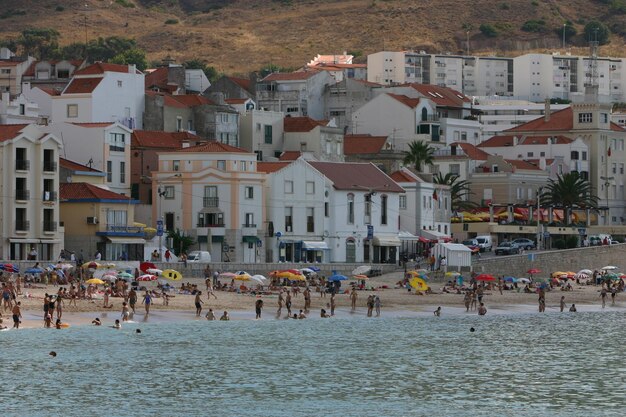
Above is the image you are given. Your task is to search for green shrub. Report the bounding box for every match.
[55,5,65,12]
[522,19,546,32]
[553,239,566,249]
[531,0,539,5]
[164,18,179,24]
[565,236,579,249]
[500,3,510,9]
[584,21,610,45]
[480,24,498,37]
[115,0,135,8]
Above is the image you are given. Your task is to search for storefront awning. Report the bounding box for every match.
[106,237,146,244]
[420,230,451,242]
[302,241,330,250]
[9,238,61,243]
[242,236,259,243]
[398,230,420,240]
[418,236,430,243]
[372,236,401,246]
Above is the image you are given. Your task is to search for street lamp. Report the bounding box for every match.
[142,174,181,260]
[536,186,544,250]
[601,176,614,225]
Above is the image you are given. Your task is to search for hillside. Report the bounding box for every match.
[0,0,624,74]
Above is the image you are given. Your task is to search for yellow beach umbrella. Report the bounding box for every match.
[85,278,105,285]
[234,273,252,281]
[409,277,429,292]
[551,271,567,278]
[82,261,101,269]
[353,274,369,280]
[289,273,306,281]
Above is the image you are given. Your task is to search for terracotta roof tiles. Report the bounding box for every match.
[63,77,102,94]
[59,158,103,173]
[257,161,291,173]
[478,134,573,147]
[452,142,491,161]
[278,151,302,161]
[0,124,27,142]
[284,117,327,133]
[505,159,541,171]
[60,182,130,201]
[73,62,141,76]
[408,83,470,107]
[173,141,249,154]
[387,93,420,109]
[132,130,204,149]
[390,170,418,183]
[344,134,388,155]
[228,76,252,92]
[309,161,404,193]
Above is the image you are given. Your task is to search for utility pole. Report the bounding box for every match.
[562,23,566,49]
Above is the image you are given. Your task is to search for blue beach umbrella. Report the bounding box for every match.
[328,274,348,282]
[308,266,321,272]
[503,276,518,283]
[25,267,43,274]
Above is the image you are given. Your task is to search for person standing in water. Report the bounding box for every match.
[194,291,204,317]
[601,287,607,308]
[330,292,336,316]
[478,303,487,315]
[434,307,441,317]
[560,296,566,312]
[142,291,152,315]
[303,287,311,312]
[374,296,381,317]
[277,290,284,315]
[350,288,358,311]
[255,299,263,319]
[12,302,21,329]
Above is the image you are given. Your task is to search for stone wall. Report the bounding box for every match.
[472,244,626,277]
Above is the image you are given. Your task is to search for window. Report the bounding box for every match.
[117,80,123,88]
[264,125,273,144]
[306,181,315,194]
[286,107,299,113]
[176,117,182,131]
[578,112,592,123]
[217,160,226,170]
[245,213,254,227]
[423,195,427,208]
[187,119,193,131]
[540,151,546,157]
[364,195,372,223]
[380,195,388,225]
[163,186,175,199]
[284,180,293,194]
[461,132,467,141]
[325,202,329,217]
[120,161,125,183]
[399,195,407,210]
[67,104,78,118]
[582,151,587,161]
[245,186,254,199]
[571,151,579,160]
[203,186,218,207]
[602,113,608,123]
[106,161,112,182]
[0,68,10,74]
[285,207,293,231]
[106,209,128,226]
[172,160,180,171]
[57,69,69,78]
[612,163,617,174]
[450,164,460,176]
[527,152,534,157]
[347,193,354,224]
[19,104,25,115]
[306,207,314,233]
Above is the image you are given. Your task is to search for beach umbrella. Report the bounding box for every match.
[328,274,348,282]
[503,276,518,283]
[117,272,133,279]
[518,278,531,284]
[409,277,429,291]
[163,270,182,281]
[577,269,593,275]
[551,271,567,278]
[219,272,236,278]
[57,263,74,270]
[251,274,267,282]
[102,263,116,269]
[307,266,321,272]
[138,274,158,281]
[140,262,157,273]
[85,278,105,285]
[273,270,296,279]
[475,273,495,282]
[300,268,316,274]
[353,274,369,280]
[352,265,372,275]
[605,273,621,281]
[445,271,461,277]
[101,274,117,281]
[0,263,18,273]
[601,266,618,271]
[574,273,589,280]
[82,261,100,269]
[25,267,43,274]
[234,273,252,281]
[147,268,162,275]
[527,268,541,274]
[288,274,307,281]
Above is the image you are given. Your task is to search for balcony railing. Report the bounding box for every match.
[243,223,257,228]
[197,222,225,228]
[203,197,219,208]
[109,145,125,152]
[105,225,144,234]
[43,191,57,202]
[15,220,30,231]
[15,189,30,201]
[43,221,57,232]
[16,160,30,171]
[43,161,57,172]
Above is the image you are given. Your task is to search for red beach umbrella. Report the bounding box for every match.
[527,268,541,274]
[140,262,157,274]
[475,274,496,282]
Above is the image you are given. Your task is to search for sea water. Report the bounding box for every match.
[2,311,625,417]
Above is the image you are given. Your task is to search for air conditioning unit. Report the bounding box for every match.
[286,226,292,232]
[87,217,99,225]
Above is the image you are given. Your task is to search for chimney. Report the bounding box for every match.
[128,64,136,74]
[544,98,551,122]
[513,136,518,146]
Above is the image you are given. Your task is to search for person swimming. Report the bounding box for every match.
[112,319,121,329]
[92,318,101,326]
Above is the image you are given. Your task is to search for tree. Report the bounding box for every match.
[584,21,610,45]
[433,172,477,211]
[110,48,148,71]
[403,141,435,172]
[17,28,60,59]
[183,59,219,83]
[555,21,577,41]
[540,172,599,225]
[167,229,196,256]
[479,24,498,38]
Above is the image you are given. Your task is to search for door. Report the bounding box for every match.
[346,240,356,263]
[165,212,175,232]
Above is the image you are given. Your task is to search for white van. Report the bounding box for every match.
[475,235,493,252]
[187,250,212,262]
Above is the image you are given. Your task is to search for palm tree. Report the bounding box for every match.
[433,172,477,211]
[540,172,599,225]
[403,141,435,172]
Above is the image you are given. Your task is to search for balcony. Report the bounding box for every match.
[15,220,30,232]
[242,224,257,236]
[203,197,219,208]
[43,191,57,202]
[43,221,57,232]
[15,189,30,201]
[197,221,225,228]
[109,145,125,152]
[43,161,57,172]
[95,224,145,237]
[16,160,30,171]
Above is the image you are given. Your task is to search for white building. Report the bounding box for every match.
[48,62,145,129]
[185,68,210,93]
[0,92,40,124]
[0,124,64,260]
[45,122,133,195]
[239,109,285,160]
[283,117,344,162]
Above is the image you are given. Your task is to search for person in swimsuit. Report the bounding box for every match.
[569,304,577,312]
[220,311,229,321]
[12,302,21,329]
[434,307,441,317]
[560,296,566,312]
[303,287,311,312]
[285,291,292,316]
[128,289,137,314]
[478,303,487,316]
[255,299,263,319]
[205,309,216,320]
[194,292,203,316]
[142,291,152,315]
[277,291,284,315]
[350,289,358,311]
[121,302,130,322]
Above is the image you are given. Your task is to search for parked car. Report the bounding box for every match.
[475,235,493,252]
[512,238,536,250]
[495,241,521,256]
[187,250,212,262]
[462,239,480,254]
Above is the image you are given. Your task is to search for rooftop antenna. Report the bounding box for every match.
[83,3,89,59]
[586,28,599,88]
[87,157,93,169]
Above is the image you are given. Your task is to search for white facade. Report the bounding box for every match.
[283,121,345,162]
[50,63,145,129]
[0,92,40,124]
[45,122,133,195]
[185,69,210,93]
[0,124,64,260]
[239,109,285,159]
[439,118,482,146]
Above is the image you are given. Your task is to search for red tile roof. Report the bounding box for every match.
[73,62,140,76]
[257,161,292,173]
[344,134,388,155]
[526,158,556,166]
[63,77,103,94]
[228,76,252,92]
[263,71,318,82]
[132,130,203,149]
[60,182,130,201]
[309,161,404,192]
[173,141,249,153]
[390,170,418,183]
[23,59,85,77]
[145,90,188,108]
[38,87,61,96]
[225,98,249,104]
[387,93,421,109]
[611,122,626,132]
[144,67,177,92]
[408,83,470,107]
[506,108,573,132]
[278,151,302,161]
[452,142,491,160]
[505,159,541,171]
[59,158,103,173]
[0,61,21,67]
[478,134,573,147]
[284,117,327,133]
[0,124,27,142]
[70,122,115,128]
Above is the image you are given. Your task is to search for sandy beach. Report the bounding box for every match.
[3,268,622,330]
